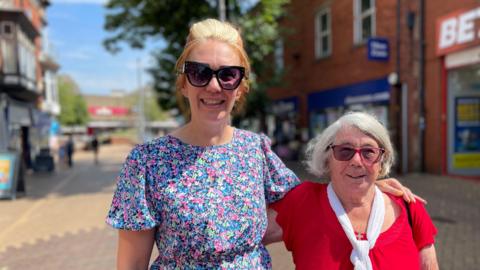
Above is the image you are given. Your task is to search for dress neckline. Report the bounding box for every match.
[167,127,237,149]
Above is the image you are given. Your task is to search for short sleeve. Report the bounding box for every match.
[260,134,301,204]
[106,145,159,230]
[409,201,438,250]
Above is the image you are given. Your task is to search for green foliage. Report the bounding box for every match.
[103,0,289,127]
[57,75,89,126]
[125,87,168,121]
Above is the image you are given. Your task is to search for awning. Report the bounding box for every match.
[308,77,391,112]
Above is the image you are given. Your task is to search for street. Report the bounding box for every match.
[0,144,479,269]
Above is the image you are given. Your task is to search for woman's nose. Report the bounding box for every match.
[205,75,222,92]
[349,151,363,165]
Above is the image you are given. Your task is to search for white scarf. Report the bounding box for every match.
[327,183,385,270]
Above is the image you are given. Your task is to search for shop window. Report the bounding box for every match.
[315,7,331,59]
[354,0,376,44]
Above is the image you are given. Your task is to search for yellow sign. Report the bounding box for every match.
[453,153,480,169]
[0,159,11,184]
[456,101,480,124]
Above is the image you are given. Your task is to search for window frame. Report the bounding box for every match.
[353,0,376,44]
[274,38,284,73]
[314,7,332,59]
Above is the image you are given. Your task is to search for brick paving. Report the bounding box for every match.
[0,145,478,269]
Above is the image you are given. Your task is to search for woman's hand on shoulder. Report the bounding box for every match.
[376,178,427,204]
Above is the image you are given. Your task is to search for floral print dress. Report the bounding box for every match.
[106,128,300,269]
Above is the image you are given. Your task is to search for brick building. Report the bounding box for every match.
[0,0,60,180]
[268,0,479,177]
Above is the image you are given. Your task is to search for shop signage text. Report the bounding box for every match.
[367,38,389,61]
[437,7,480,55]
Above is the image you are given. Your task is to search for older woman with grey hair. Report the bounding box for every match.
[268,111,439,270]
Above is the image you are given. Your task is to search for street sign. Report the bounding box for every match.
[367,37,389,61]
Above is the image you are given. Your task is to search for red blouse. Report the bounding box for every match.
[271,182,437,270]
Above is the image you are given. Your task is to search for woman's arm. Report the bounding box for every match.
[117,228,155,270]
[262,207,283,245]
[419,244,439,270]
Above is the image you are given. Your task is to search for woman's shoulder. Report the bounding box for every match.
[285,181,327,199]
[234,128,263,139]
[127,135,180,160]
[234,128,270,145]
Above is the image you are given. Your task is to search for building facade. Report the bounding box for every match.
[268,0,479,177]
[0,0,60,174]
[430,1,480,177]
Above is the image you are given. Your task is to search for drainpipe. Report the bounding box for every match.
[395,0,406,173]
[418,0,426,172]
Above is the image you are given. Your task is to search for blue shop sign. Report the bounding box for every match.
[367,38,389,61]
[308,77,391,111]
[273,96,299,115]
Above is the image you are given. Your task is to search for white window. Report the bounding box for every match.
[17,30,36,82]
[0,0,14,8]
[315,8,331,59]
[354,0,376,44]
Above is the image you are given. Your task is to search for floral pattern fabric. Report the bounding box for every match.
[106,128,300,269]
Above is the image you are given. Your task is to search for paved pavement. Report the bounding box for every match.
[0,144,478,269]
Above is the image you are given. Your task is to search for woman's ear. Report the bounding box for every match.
[235,87,243,101]
[181,87,187,97]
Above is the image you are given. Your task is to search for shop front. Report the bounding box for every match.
[268,97,301,160]
[437,7,480,176]
[307,77,391,137]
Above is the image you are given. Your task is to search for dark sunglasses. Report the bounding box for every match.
[181,61,245,91]
[328,144,385,165]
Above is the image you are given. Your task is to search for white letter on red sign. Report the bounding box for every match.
[458,10,477,44]
[439,18,457,49]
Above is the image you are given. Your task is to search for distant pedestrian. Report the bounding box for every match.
[91,136,99,164]
[65,135,75,168]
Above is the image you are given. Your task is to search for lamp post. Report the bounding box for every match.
[218,0,226,21]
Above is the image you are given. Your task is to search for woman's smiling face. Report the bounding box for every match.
[329,125,382,194]
[182,39,243,125]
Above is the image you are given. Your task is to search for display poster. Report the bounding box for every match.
[453,97,480,169]
[0,152,20,199]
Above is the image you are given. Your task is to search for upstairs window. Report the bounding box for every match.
[354,0,376,44]
[315,8,331,59]
[274,38,284,73]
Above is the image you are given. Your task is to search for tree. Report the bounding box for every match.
[104,0,289,130]
[57,74,89,126]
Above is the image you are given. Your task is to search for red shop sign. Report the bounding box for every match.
[437,6,480,56]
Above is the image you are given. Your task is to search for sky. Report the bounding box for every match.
[47,0,161,95]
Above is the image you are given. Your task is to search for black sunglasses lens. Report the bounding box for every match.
[185,62,212,86]
[217,67,243,90]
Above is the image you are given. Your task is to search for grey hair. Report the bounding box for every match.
[305,111,395,179]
